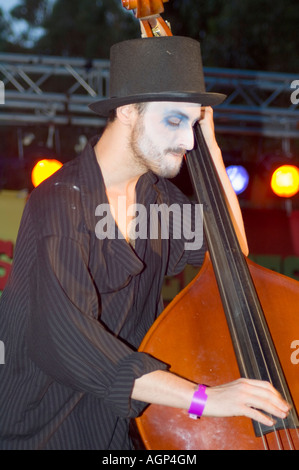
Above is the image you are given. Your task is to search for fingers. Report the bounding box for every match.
[197,106,218,151]
[203,378,291,427]
[198,106,213,127]
[237,380,290,426]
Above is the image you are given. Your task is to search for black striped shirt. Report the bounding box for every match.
[0,137,205,449]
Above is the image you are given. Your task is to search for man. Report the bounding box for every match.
[0,36,290,450]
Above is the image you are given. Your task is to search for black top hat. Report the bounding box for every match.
[89,36,226,117]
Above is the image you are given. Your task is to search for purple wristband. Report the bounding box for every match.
[188,385,208,419]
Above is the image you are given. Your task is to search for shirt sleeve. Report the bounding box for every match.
[27,229,168,419]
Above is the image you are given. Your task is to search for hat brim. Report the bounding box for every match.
[89,91,226,117]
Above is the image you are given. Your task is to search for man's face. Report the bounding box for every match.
[129,101,202,178]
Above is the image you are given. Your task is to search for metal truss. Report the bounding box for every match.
[205,68,299,139]
[0,51,299,138]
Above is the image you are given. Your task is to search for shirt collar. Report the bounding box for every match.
[78,136,162,232]
[77,137,163,288]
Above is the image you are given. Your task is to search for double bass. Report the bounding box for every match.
[122,0,299,450]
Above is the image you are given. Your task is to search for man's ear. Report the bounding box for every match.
[116,104,137,126]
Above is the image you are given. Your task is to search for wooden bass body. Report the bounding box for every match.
[136,255,299,450]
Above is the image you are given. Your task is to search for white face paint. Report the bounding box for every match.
[129,101,202,178]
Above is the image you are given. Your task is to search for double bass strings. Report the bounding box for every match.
[187,123,299,448]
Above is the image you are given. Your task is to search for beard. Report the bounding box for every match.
[129,117,185,179]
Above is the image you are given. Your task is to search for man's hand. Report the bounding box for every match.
[133,371,291,427]
[198,106,219,151]
[203,377,291,426]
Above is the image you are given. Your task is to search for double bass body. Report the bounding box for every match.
[136,255,299,450]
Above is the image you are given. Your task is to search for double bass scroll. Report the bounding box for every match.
[122,0,172,37]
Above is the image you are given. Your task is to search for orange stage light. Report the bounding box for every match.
[31,159,63,188]
[270,164,299,198]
